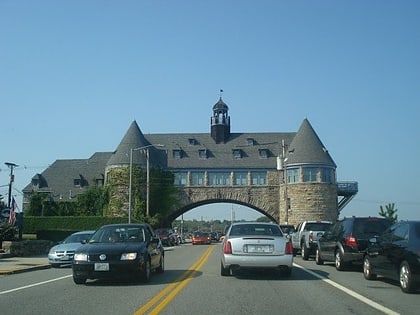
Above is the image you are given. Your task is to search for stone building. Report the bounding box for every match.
[23,97,357,226]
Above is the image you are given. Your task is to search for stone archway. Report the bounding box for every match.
[166,186,280,223]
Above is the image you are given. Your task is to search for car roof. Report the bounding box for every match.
[98,223,151,230]
[231,221,278,226]
[72,230,95,235]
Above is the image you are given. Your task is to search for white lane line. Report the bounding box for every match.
[0,275,72,295]
[293,263,400,315]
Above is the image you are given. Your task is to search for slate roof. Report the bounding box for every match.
[144,131,296,170]
[106,120,152,168]
[286,118,336,167]
[22,152,112,199]
[22,117,336,201]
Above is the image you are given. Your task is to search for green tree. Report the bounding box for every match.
[256,216,271,222]
[75,186,109,216]
[379,203,398,223]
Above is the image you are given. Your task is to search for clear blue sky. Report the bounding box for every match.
[1,1,419,221]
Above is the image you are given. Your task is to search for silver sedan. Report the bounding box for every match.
[48,230,95,267]
[221,222,293,277]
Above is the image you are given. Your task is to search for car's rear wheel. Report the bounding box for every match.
[156,255,164,273]
[73,275,86,285]
[220,262,230,276]
[301,243,309,260]
[315,248,324,265]
[400,261,414,293]
[335,250,346,271]
[363,256,376,280]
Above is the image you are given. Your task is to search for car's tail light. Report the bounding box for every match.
[223,241,232,254]
[345,235,358,247]
[285,241,293,255]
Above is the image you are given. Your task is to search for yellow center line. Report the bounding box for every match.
[134,246,216,315]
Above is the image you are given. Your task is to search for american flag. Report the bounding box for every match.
[8,197,17,225]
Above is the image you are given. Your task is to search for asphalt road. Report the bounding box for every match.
[0,243,418,315]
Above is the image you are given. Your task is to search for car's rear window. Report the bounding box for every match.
[229,224,282,236]
[353,219,391,237]
[304,223,331,231]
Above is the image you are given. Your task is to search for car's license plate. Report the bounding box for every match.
[245,245,273,253]
[94,263,109,271]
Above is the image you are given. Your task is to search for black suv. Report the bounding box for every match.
[315,217,391,271]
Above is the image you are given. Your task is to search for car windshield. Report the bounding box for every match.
[89,226,145,243]
[229,224,282,236]
[63,233,93,244]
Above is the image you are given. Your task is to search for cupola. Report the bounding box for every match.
[210,96,231,143]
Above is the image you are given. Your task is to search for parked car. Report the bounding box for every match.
[221,222,293,277]
[363,220,420,293]
[72,223,164,284]
[155,228,178,246]
[192,231,211,245]
[316,217,392,270]
[48,230,95,267]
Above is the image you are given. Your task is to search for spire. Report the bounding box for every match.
[286,118,336,167]
[106,121,151,167]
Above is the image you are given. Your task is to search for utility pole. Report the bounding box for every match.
[5,162,18,208]
[282,140,289,224]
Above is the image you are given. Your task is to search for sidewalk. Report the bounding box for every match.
[0,253,50,275]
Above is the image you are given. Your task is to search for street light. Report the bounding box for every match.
[276,140,289,224]
[128,144,164,223]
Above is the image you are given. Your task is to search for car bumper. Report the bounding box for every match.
[72,260,146,279]
[222,254,293,269]
[48,254,73,265]
[343,251,364,264]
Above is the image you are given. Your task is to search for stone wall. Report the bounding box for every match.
[173,170,338,226]
[1,240,53,257]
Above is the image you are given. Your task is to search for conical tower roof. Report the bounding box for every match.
[213,97,228,111]
[106,121,151,167]
[286,118,336,167]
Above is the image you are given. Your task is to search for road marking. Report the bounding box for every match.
[293,263,400,315]
[134,246,216,315]
[0,275,72,295]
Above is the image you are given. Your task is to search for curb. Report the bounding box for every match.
[0,264,51,275]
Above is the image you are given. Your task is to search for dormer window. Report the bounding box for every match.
[198,149,207,159]
[232,149,242,159]
[173,149,182,159]
[74,178,81,187]
[259,149,268,159]
[188,138,197,146]
[246,138,254,146]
